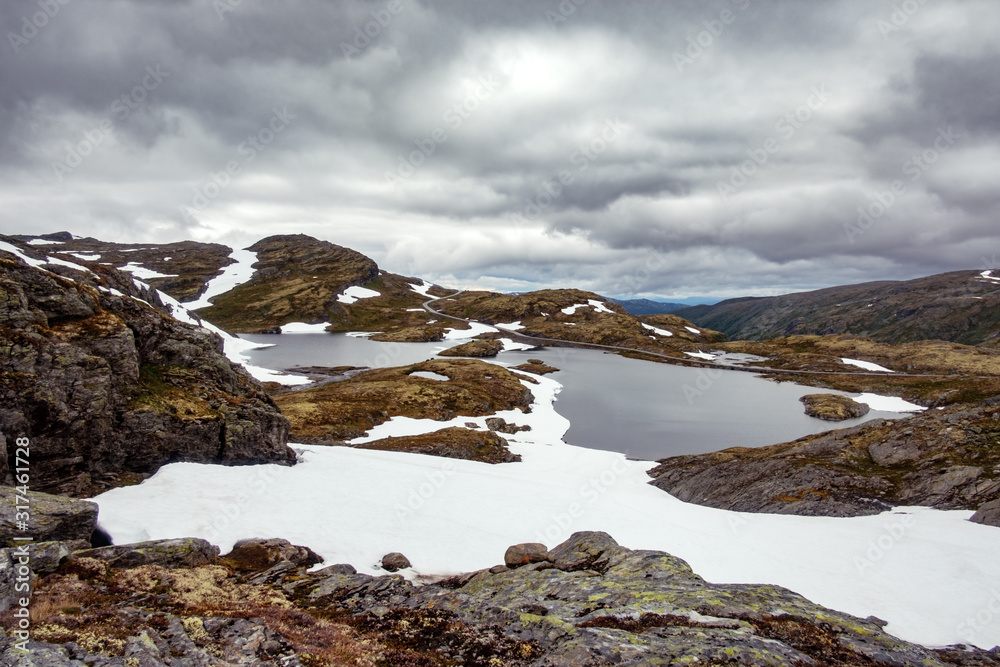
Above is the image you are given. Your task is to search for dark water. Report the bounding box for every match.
[242,333,900,460]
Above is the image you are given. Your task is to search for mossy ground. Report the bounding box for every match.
[274,359,533,442]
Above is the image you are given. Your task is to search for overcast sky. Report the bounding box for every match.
[2,0,998,298]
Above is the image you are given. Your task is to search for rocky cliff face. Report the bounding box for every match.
[648,399,1000,521]
[0,249,294,496]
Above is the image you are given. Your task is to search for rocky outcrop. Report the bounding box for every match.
[801,393,871,420]
[72,538,220,569]
[438,339,504,357]
[649,400,1000,517]
[4,531,996,665]
[0,487,97,547]
[0,249,294,496]
[275,359,533,443]
[356,427,521,463]
[194,234,383,332]
[512,359,561,375]
[972,499,1000,527]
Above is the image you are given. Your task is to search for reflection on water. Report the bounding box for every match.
[242,333,900,460]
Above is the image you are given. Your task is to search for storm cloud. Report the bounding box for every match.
[2,0,998,298]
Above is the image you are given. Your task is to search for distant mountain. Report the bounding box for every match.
[610,298,688,315]
[675,270,1000,345]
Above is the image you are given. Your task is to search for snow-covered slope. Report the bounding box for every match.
[94,366,1000,650]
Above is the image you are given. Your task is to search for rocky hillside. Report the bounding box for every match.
[610,297,688,315]
[3,231,234,302]
[676,270,1000,345]
[433,289,726,355]
[5,531,996,666]
[0,246,294,497]
[648,399,1000,523]
[3,232,453,336]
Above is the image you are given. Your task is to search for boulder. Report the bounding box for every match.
[381,552,411,572]
[971,499,1000,527]
[504,543,549,568]
[72,538,219,569]
[221,537,323,573]
[800,393,870,421]
[0,487,98,547]
[548,531,627,573]
[485,417,531,434]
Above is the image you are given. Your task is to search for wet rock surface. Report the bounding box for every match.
[649,400,1000,517]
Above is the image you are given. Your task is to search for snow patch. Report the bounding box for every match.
[842,358,895,373]
[443,322,499,340]
[685,326,701,334]
[980,270,1000,283]
[338,285,381,304]
[69,253,101,261]
[684,351,716,361]
[854,393,926,413]
[500,338,535,351]
[409,280,435,297]
[26,238,63,245]
[280,322,331,334]
[185,248,258,309]
[561,299,613,316]
[121,262,178,280]
[642,323,673,337]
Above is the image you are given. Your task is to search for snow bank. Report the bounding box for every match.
[185,248,258,309]
[842,357,895,373]
[496,321,526,331]
[562,299,613,316]
[443,322,499,340]
[409,280,435,297]
[280,322,331,334]
[642,323,673,337]
[854,393,926,413]
[338,286,381,304]
[121,262,178,280]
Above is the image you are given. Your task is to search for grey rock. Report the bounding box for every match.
[0,487,97,547]
[289,532,951,667]
[971,499,1000,527]
[547,531,629,573]
[222,537,323,573]
[485,417,532,434]
[72,538,219,569]
[504,542,550,568]
[380,552,411,572]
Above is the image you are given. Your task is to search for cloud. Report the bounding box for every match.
[2,0,998,298]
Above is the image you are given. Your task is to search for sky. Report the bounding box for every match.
[2,0,999,299]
